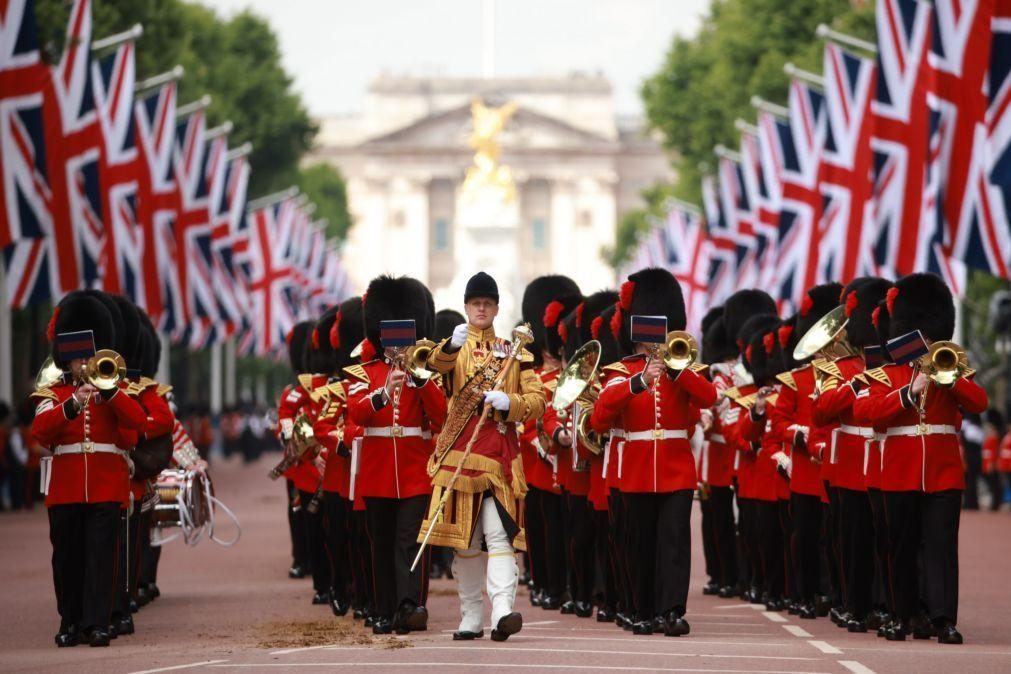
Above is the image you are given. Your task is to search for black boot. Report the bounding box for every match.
[490,612,523,642]
[664,612,690,637]
[936,623,963,645]
[55,625,79,648]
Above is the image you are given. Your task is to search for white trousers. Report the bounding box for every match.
[452,496,518,633]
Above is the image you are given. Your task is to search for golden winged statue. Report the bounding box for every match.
[462,98,518,202]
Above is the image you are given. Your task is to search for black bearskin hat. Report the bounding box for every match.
[287,321,313,375]
[840,277,893,349]
[886,273,955,342]
[723,289,777,353]
[702,307,733,365]
[872,299,891,352]
[112,296,144,370]
[522,275,581,365]
[435,308,465,342]
[617,267,686,354]
[777,314,800,371]
[80,289,126,354]
[543,293,583,361]
[559,308,581,361]
[138,310,160,378]
[794,282,844,347]
[363,275,435,353]
[47,291,117,369]
[578,290,619,345]
[739,314,781,383]
[333,296,365,372]
[593,304,622,365]
[308,305,340,375]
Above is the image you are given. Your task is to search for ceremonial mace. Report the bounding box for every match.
[411,323,534,572]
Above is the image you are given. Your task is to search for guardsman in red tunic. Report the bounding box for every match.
[853,273,988,644]
[347,275,448,635]
[32,293,148,648]
[811,278,892,632]
[981,409,1004,510]
[727,315,785,610]
[591,268,717,637]
[769,286,842,620]
[592,303,635,627]
[308,297,365,617]
[718,290,779,603]
[277,321,330,604]
[698,308,740,599]
[518,276,581,612]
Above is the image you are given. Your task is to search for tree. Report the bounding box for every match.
[298,163,353,241]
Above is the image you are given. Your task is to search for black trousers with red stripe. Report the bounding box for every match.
[608,488,635,614]
[350,508,374,613]
[539,489,568,600]
[299,489,330,595]
[365,495,430,619]
[566,493,596,603]
[624,490,693,620]
[49,502,120,632]
[790,492,823,603]
[524,486,548,593]
[839,488,874,619]
[705,486,738,589]
[324,492,351,602]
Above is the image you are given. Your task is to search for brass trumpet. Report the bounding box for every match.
[405,340,436,381]
[85,349,126,390]
[661,331,698,371]
[920,341,966,385]
[268,414,320,480]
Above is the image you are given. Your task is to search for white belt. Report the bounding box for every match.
[838,424,875,439]
[709,433,726,444]
[363,426,429,439]
[886,424,958,437]
[610,429,626,439]
[54,442,126,456]
[625,429,689,442]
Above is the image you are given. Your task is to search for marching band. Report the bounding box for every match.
[27,268,986,648]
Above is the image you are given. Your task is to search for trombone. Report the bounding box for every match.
[920,341,966,385]
[384,339,437,406]
[661,331,698,371]
[85,349,127,390]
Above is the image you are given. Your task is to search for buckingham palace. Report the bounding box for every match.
[307,72,673,325]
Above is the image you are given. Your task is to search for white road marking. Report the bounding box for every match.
[129,662,230,674]
[323,646,821,660]
[838,661,876,674]
[762,611,789,623]
[211,664,831,673]
[807,640,842,654]
[271,644,356,655]
[715,604,765,610]
[522,620,559,626]
[454,634,796,647]
[783,625,813,638]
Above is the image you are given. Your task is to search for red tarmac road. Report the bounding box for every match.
[2,455,1010,674]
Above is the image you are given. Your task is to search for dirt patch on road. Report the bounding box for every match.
[254,618,411,650]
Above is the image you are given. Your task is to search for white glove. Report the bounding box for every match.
[280,418,294,440]
[484,390,511,411]
[450,323,469,348]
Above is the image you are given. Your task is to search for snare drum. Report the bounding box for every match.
[153,468,211,529]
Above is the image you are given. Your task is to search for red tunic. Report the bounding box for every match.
[769,366,824,499]
[998,433,1011,474]
[812,356,872,492]
[591,367,627,492]
[722,383,758,496]
[700,368,735,488]
[32,383,147,506]
[277,377,328,494]
[733,394,781,503]
[521,368,561,493]
[313,379,356,498]
[347,359,448,499]
[591,355,716,493]
[982,433,998,475]
[852,363,987,492]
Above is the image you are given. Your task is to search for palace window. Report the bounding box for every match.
[433,217,450,252]
[531,217,547,250]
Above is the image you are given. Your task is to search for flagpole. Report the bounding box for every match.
[226,143,253,160]
[246,186,299,212]
[734,119,759,136]
[783,62,825,88]
[0,264,11,404]
[91,23,143,52]
[205,121,233,140]
[135,65,184,96]
[815,24,878,54]
[176,95,212,119]
[210,341,223,416]
[750,95,788,118]
[714,144,742,162]
[224,339,236,407]
[158,334,172,386]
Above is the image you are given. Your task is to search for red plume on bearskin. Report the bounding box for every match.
[778,323,793,349]
[543,301,565,328]
[359,339,376,363]
[763,332,775,355]
[285,328,294,345]
[558,321,569,344]
[844,290,859,318]
[872,306,881,329]
[591,316,603,340]
[619,280,635,311]
[330,311,342,349]
[46,306,60,342]
[886,287,899,316]
[575,302,586,328]
[745,344,754,364]
[311,328,320,350]
[800,293,814,317]
[610,306,623,341]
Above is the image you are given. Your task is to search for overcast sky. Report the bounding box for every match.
[203,0,710,117]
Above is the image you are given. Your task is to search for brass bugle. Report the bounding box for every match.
[922,341,965,385]
[406,340,436,380]
[85,349,126,390]
[662,331,698,371]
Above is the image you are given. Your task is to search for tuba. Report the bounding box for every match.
[661,331,698,371]
[793,305,856,362]
[920,341,966,385]
[552,340,602,416]
[85,349,126,390]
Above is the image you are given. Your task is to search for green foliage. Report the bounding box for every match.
[620,0,877,265]
[298,163,352,241]
[36,0,316,196]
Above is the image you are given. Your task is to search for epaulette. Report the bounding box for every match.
[766,393,779,406]
[297,373,314,392]
[962,367,976,379]
[125,380,148,398]
[776,371,797,391]
[139,376,159,390]
[689,363,709,376]
[31,387,59,402]
[815,359,844,381]
[311,381,347,404]
[543,379,558,393]
[736,393,757,409]
[602,362,630,376]
[156,383,173,398]
[863,367,891,387]
[342,364,370,384]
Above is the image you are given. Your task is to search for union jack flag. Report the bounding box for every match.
[702,175,737,308]
[134,82,183,332]
[662,205,710,337]
[717,155,761,291]
[819,43,878,285]
[92,40,142,300]
[738,130,779,292]
[776,81,826,307]
[205,145,251,339]
[243,198,298,356]
[755,111,792,310]
[978,2,1011,276]
[3,0,103,307]
[871,0,935,278]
